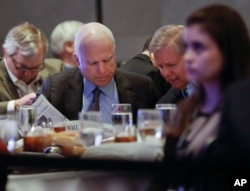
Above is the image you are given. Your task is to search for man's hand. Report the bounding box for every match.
[15,93,36,108]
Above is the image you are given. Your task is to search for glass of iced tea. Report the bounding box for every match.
[137,109,164,143]
[23,127,51,153]
[53,122,66,133]
[114,125,137,143]
[48,116,68,133]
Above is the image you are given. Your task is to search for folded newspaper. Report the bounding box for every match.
[32,94,114,137]
[32,94,80,132]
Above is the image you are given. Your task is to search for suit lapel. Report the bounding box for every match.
[0,60,19,99]
[114,70,137,104]
[63,69,83,119]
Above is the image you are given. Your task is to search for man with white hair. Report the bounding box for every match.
[0,22,64,114]
[149,25,194,104]
[50,20,84,68]
[40,22,159,123]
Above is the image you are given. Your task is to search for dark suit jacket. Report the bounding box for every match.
[40,68,160,123]
[120,53,170,97]
[0,58,64,114]
[157,87,185,104]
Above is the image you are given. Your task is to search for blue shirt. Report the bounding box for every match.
[82,78,119,124]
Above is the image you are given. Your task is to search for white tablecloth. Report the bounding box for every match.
[82,142,164,161]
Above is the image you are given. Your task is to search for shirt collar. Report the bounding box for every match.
[186,81,196,96]
[84,78,115,98]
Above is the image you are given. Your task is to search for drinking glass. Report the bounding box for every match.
[155,104,177,129]
[111,103,133,137]
[78,111,103,147]
[49,116,68,133]
[137,109,164,142]
[23,126,51,153]
[0,114,18,153]
[43,116,69,154]
[17,105,37,136]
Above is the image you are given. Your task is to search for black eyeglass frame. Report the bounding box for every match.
[10,55,45,72]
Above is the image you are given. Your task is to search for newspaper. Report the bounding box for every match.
[32,94,67,125]
[32,94,114,136]
[32,94,79,131]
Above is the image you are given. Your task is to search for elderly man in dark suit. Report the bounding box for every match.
[0,22,64,114]
[149,25,194,104]
[120,36,171,97]
[40,22,159,124]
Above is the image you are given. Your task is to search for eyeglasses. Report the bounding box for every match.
[10,55,45,72]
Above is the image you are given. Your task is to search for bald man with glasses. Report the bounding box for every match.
[0,22,64,114]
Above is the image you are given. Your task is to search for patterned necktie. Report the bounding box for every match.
[88,88,101,111]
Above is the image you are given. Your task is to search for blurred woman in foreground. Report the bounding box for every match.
[147,3,250,191]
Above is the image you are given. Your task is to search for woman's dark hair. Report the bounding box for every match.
[170,4,250,137]
[186,4,250,88]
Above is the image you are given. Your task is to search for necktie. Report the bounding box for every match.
[182,88,188,98]
[88,88,101,111]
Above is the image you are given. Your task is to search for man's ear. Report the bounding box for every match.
[3,47,8,57]
[150,52,157,66]
[64,41,74,53]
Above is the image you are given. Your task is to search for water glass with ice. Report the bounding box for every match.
[17,105,37,136]
[0,114,18,153]
[111,103,135,142]
[137,109,164,143]
[155,104,177,129]
[78,111,103,147]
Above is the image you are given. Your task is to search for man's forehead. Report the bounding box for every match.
[14,51,44,66]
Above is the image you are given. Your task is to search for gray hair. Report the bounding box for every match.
[50,20,84,56]
[149,25,184,55]
[2,22,48,57]
[74,22,115,56]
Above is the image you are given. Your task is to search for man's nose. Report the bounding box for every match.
[22,69,33,75]
[97,62,106,73]
[162,68,172,78]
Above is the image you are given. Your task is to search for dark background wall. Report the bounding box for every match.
[0,0,249,62]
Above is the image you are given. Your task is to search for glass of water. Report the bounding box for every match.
[78,111,103,147]
[155,104,177,129]
[137,109,164,143]
[0,114,18,153]
[17,105,37,136]
[111,103,135,141]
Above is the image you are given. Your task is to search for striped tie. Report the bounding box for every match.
[88,88,101,111]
